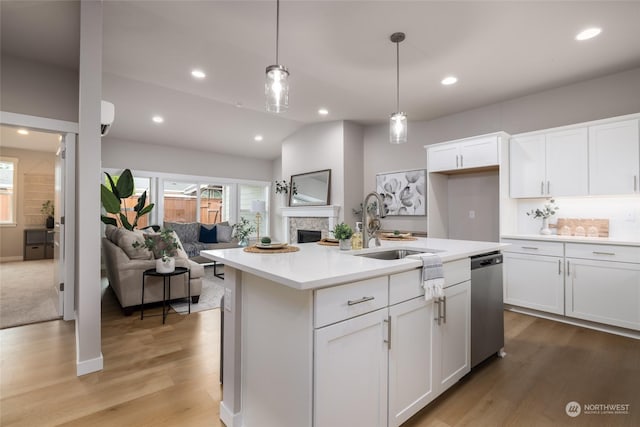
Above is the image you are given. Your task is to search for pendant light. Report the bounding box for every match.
[265,0,289,113]
[389,32,407,144]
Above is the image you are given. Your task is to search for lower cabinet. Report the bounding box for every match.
[503,252,564,314]
[314,261,471,427]
[314,309,389,427]
[566,258,640,331]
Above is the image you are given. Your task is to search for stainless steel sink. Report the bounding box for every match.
[354,249,426,260]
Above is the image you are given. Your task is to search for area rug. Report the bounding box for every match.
[170,265,225,314]
[0,259,61,329]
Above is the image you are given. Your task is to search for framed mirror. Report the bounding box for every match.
[289,169,331,206]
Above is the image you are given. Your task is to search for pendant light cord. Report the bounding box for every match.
[275,0,280,64]
[396,40,400,112]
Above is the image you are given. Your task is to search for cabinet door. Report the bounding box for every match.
[589,119,640,195]
[459,136,498,169]
[546,128,588,196]
[503,253,564,314]
[566,258,640,330]
[428,144,459,172]
[509,134,546,198]
[436,280,471,392]
[388,297,436,427]
[314,309,388,427]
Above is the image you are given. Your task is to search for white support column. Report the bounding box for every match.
[76,0,103,376]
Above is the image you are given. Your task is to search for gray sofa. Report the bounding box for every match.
[164,221,240,257]
[102,227,204,315]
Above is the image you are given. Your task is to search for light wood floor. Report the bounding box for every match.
[1,287,639,426]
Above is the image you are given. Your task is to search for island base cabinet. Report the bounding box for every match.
[566,259,640,331]
[388,298,436,427]
[314,308,389,427]
[437,280,471,391]
[503,253,564,315]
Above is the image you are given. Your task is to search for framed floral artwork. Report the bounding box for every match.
[375,169,426,216]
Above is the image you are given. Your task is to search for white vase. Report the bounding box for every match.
[540,218,551,235]
[156,257,175,273]
[339,239,352,250]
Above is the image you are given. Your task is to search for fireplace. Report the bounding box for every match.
[281,205,341,243]
[297,229,322,243]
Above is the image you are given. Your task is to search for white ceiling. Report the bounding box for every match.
[2,1,640,159]
[0,125,60,153]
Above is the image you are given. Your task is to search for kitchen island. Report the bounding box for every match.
[201,237,507,427]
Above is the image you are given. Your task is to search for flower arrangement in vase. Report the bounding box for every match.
[133,229,180,273]
[233,217,256,247]
[526,199,559,235]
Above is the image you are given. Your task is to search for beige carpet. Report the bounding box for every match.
[0,259,61,329]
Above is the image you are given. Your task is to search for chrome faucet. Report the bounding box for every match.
[362,192,386,248]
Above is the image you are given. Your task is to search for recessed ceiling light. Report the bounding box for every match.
[254,135,264,142]
[441,76,458,86]
[318,108,329,116]
[17,129,29,135]
[575,27,601,41]
[191,69,206,79]
[152,116,164,124]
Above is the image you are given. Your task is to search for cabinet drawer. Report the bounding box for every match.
[24,245,45,260]
[315,276,388,328]
[390,269,422,305]
[501,239,564,257]
[443,258,471,287]
[566,243,640,264]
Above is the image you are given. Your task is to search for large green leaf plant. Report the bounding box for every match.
[100,169,154,230]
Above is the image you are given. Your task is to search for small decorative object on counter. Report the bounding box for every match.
[333,222,354,251]
[234,217,256,247]
[261,236,272,245]
[351,222,363,250]
[526,199,559,235]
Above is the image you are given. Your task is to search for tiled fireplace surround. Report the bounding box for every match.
[281,206,341,243]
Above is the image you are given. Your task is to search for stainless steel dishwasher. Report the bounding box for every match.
[470,252,506,368]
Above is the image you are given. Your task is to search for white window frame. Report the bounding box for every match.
[0,156,19,227]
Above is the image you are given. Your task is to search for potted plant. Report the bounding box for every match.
[100,169,154,230]
[133,229,181,273]
[333,222,354,250]
[233,217,256,247]
[41,200,54,229]
[526,199,559,235]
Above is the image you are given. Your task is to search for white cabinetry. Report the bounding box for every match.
[502,239,565,314]
[588,119,640,195]
[314,309,389,427]
[510,128,588,198]
[565,243,640,331]
[428,135,499,172]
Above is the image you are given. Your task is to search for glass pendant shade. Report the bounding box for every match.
[389,112,407,144]
[265,64,289,113]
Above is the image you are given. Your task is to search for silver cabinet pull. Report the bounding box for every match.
[456,155,459,168]
[558,259,561,275]
[541,181,544,195]
[566,260,570,277]
[441,296,447,324]
[347,296,374,306]
[522,246,539,250]
[460,155,464,168]
[383,317,391,349]
[592,251,615,256]
[434,299,441,325]
[547,181,550,194]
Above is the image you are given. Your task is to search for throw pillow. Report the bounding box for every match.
[199,225,218,243]
[217,224,233,243]
[104,224,119,243]
[116,228,153,260]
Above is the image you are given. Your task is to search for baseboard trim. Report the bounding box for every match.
[220,401,242,427]
[76,353,104,376]
[0,256,23,262]
[505,305,640,340]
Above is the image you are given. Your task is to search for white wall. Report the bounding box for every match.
[343,121,364,227]
[0,54,79,122]
[101,137,273,181]
[364,67,640,233]
[270,157,285,241]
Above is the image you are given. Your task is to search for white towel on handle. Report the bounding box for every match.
[420,253,445,302]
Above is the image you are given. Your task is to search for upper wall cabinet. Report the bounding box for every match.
[428,135,500,173]
[588,119,640,195]
[510,128,588,198]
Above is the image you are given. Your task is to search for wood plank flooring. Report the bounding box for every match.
[1,286,639,426]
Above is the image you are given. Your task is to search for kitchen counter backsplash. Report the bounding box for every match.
[515,197,640,242]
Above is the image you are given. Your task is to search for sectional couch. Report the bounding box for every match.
[163,221,240,258]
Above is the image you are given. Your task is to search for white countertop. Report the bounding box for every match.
[200,237,507,290]
[501,234,640,247]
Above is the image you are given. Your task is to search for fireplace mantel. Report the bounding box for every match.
[282,205,341,243]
